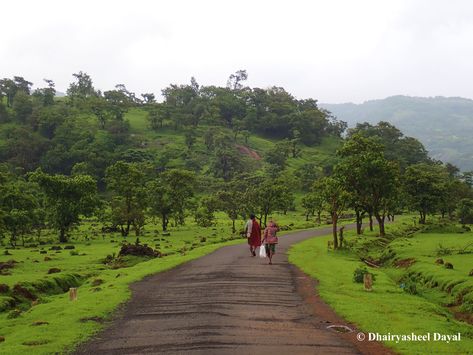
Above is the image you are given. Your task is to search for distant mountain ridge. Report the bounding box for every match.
[321,95,473,171]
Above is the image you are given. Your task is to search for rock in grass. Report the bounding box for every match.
[469,269,473,276]
[44,256,52,261]
[40,250,47,254]
[444,262,454,269]
[118,243,160,258]
[47,268,61,274]
[50,246,62,251]
[91,279,104,286]
[31,320,49,326]
[435,258,444,265]
[64,245,75,250]
[0,336,4,342]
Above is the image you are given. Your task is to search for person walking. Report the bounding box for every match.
[262,220,279,265]
[245,214,261,256]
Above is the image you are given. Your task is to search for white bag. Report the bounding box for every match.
[259,245,266,258]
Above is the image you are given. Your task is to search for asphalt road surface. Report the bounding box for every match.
[76,228,389,355]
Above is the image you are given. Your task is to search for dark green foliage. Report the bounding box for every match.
[30,170,98,242]
[458,198,473,224]
[444,262,454,269]
[353,266,376,283]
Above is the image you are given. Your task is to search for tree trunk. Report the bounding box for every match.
[317,212,321,225]
[162,214,168,231]
[356,210,362,235]
[232,219,236,234]
[375,213,386,237]
[369,212,374,231]
[332,213,339,249]
[419,211,426,224]
[305,213,309,221]
[59,228,67,243]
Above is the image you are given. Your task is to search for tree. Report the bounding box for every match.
[244,177,294,227]
[30,170,97,242]
[67,71,97,103]
[295,162,320,191]
[194,196,219,227]
[32,79,56,107]
[1,179,38,246]
[12,91,33,123]
[319,176,349,249]
[105,162,147,236]
[166,169,195,225]
[147,180,173,232]
[457,199,473,224]
[210,145,247,182]
[301,190,324,223]
[403,163,449,224]
[216,184,245,233]
[184,129,197,149]
[336,134,400,236]
[226,70,248,91]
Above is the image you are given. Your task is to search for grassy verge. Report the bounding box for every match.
[0,209,334,354]
[288,218,473,354]
[0,240,243,354]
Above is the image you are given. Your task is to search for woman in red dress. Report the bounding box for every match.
[245,214,261,256]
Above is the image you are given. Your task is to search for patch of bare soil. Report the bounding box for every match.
[236,144,261,160]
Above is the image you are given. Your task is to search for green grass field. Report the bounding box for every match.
[289,219,473,354]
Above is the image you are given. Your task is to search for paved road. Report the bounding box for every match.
[76,228,364,354]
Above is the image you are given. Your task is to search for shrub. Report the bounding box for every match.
[353,266,376,283]
[400,280,418,295]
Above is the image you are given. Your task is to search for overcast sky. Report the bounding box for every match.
[2,0,473,103]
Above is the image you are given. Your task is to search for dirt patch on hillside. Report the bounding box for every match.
[236,145,261,160]
[394,258,416,268]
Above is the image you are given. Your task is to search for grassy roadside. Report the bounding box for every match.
[288,219,473,354]
[0,238,244,354]
[0,209,335,354]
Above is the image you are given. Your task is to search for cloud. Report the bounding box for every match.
[1,0,473,103]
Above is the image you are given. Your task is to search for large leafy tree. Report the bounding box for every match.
[1,179,38,246]
[336,134,400,236]
[105,161,147,236]
[30,170,97,242]
[67,71,97,104]
[301,189,324,223]
[319,176,349,249]
[403,163,449,224]
[244,176,294,227]
[348,121,430,169]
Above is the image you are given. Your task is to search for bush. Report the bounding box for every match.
[400,280,418,295]
[353,266,376,283]
[436,243,453,256]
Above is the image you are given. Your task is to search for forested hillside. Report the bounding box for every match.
[321,95,473,171]
[0,72,472,246]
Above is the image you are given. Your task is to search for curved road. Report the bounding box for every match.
[76,228,385,354]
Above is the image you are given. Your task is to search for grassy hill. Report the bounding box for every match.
[123,108,341,179]
[321,95,473,171]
